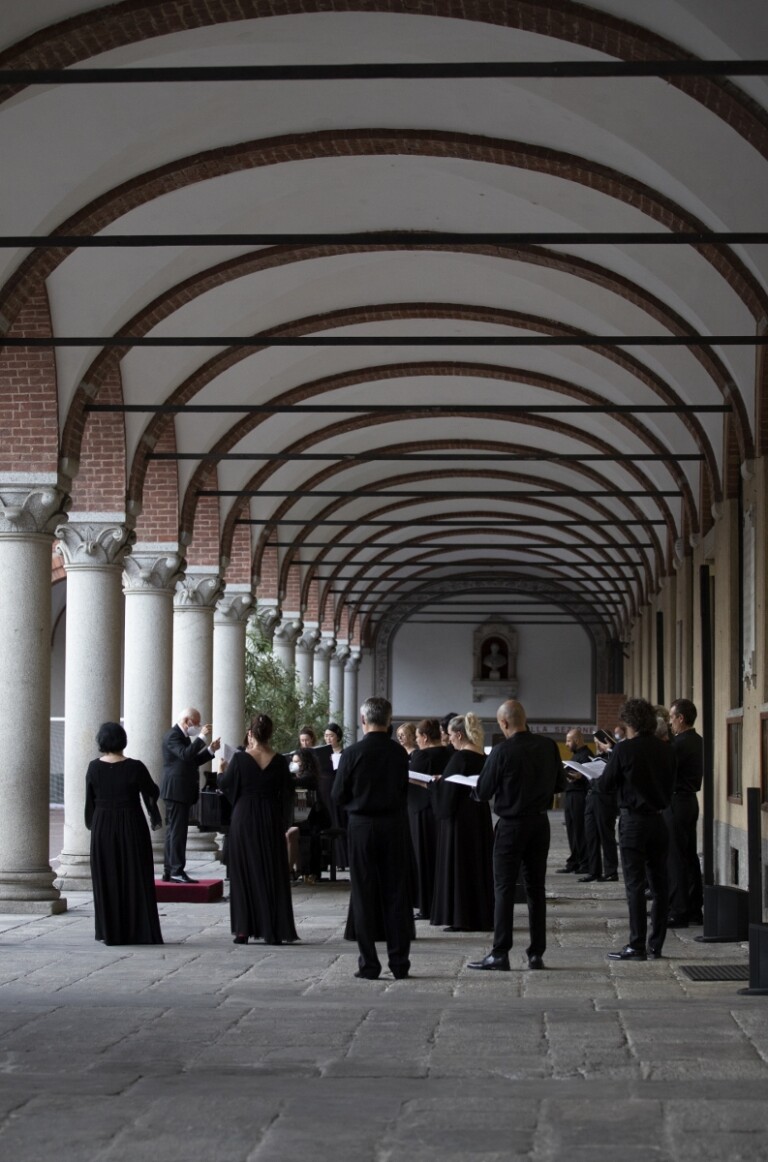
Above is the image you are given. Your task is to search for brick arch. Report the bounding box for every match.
[285,469,661,594]
[61,240,750,466]
[6,126,766,351]
[316,529,635,636]
[293,464,651,622]
[77,307,728,532]
[0,286,59,475]
[314,524,616,625]
[722,414,743,502]
[2,0,766,158]
[178,341,697,543]
[236,423,671,575]
[113,298,716,539]
[69,365,127,513]
[132,421,180,543]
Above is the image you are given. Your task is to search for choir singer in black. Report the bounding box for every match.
[332,696,411,980]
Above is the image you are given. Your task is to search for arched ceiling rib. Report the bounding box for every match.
[2,0,767,652]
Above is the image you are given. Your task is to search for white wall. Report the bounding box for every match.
[389,619,593,723]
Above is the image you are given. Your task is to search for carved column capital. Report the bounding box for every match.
[214,585,255,626]
[296,626,321,655]
[55,514,135,570]
[333,642,351,666]
[0,473,71,537]
[345,649,362,674]
[253,602,281,641]
[274,618,303,648]
[314,634,336,662]
[122,544,186,594]
[174,568,225,610]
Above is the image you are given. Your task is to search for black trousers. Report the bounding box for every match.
[665,793,703,918]
[163,799,191,877]
[618,811,669,954]
[564,788,588,870]
[584,791,618,877]
[348,814,411,977]
[491,813,550,959]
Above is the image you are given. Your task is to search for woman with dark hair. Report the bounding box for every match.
[218,713,298,945]
[84,721,163,945]
[408,718,452,920]
[430,713,494,932]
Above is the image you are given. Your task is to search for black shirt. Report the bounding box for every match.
[595,732,675,813]
[671,729,703,794]
[475,730,562,818]
[332,731,409,818]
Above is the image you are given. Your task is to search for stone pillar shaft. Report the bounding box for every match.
[213,588,254,753]
[343,653,362,744]
[0,476,70,911]
[56,517,132,888]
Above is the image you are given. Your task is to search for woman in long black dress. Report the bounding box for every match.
[408,718,452,920]
[218,713,298,945]
[84,721,163,946]
[430,713,494,932]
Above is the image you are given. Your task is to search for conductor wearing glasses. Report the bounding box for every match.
[160,707,220,884]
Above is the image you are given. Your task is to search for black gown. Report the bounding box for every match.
[85,757,163,945]
[408,745,452,918]
[219,751,298,944]
[429,750,494,931]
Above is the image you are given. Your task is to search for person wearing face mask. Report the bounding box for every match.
[160,707,220,883]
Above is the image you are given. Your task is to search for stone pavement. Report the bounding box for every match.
[1,817,766,1162]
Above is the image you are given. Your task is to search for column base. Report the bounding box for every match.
[54,851,93,891]
[0,898,68,914]
[0,870,66,906]
[187,829,219,857]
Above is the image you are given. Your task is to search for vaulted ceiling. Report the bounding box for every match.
[2,1,767,654]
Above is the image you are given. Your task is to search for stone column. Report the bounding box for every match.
[122,545,185,863]
[273,617,302,673]
[213,585,254,753]
[0,475,70,912]
[330,642,350,722]
[54,515,134,890]
[343,650,362,743]
[296,626,320,695]
[172,568,225,857]
[313,633,335,694]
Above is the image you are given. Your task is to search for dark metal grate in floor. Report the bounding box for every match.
[680,963,750,981]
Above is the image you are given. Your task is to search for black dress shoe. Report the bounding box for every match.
[598,873,619,882]
[443,925,460,932]
[177,872,198,884]
[233,935,248,944]
[667,915,689,928]
[579,874,599,882]
[527,955,545,970]
[354,970,380,980]
[161,873,172,882]
[555,866,576,874]
[467,953,510,971]
[413,911,427,921]
[647,949,663,960]
[607,946,647,961]
[391,970,410,979]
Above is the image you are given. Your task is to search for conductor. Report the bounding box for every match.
[161,707,220,883]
